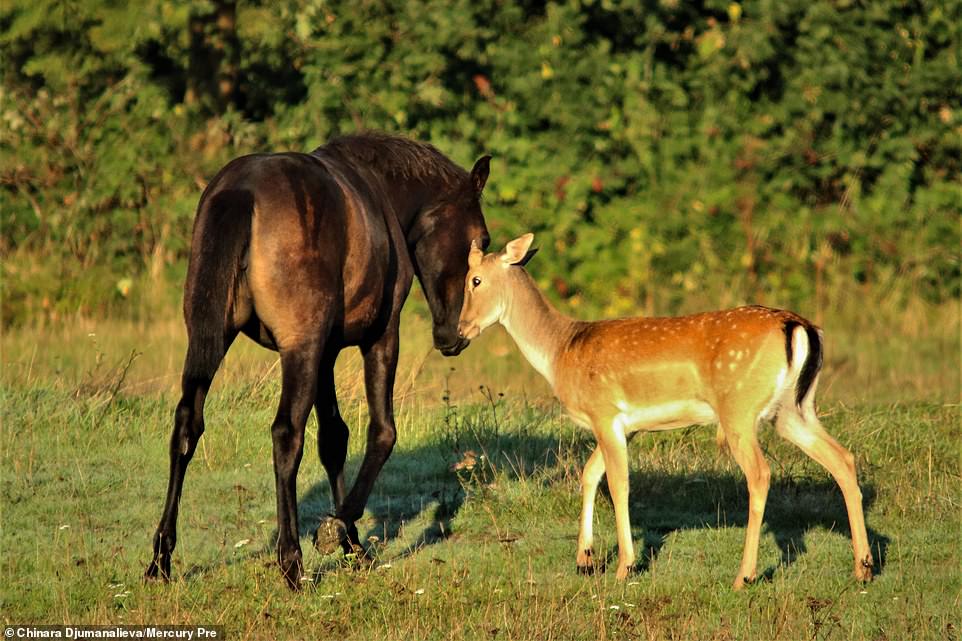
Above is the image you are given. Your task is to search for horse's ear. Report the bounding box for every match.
[470,155,492,195]
[501,233,535,265]
[469,239,484,268]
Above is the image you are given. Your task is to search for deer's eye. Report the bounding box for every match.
[472,276,482,288]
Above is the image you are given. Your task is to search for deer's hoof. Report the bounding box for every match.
[855,555,875,583]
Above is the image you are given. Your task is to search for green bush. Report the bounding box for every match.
[2,0,959,325]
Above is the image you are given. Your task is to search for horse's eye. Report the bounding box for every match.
[472,276,482,288]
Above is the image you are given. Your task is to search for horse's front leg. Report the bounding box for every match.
[316,324,399,556]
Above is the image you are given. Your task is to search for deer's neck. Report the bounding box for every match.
[499,270,577,388]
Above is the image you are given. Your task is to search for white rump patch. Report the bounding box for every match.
[759,366,791,420]
[759,327,812,421]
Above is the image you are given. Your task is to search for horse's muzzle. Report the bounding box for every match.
[438,337,469,356]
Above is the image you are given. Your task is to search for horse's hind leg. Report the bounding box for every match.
[313,362,356,555]
[145,333,235,581]
[272,341,324,589]
[315,362,348,508]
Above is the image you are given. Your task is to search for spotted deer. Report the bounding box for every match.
[457,233,874,588]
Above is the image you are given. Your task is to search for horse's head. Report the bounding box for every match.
[411,155,491,356]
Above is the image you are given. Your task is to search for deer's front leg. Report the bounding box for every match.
[576,445,606,573]
[596,421,635,580]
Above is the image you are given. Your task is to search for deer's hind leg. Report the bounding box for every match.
[718,409,771,590]
[776,405,873,582]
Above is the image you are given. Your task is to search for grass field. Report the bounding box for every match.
[2,301,959,640]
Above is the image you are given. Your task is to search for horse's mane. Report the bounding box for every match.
[314,133,468,183]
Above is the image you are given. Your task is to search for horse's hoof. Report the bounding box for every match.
[314,516,349,555]
[343,546,376,571]
[280,562,304,591]
[144,558,170,583]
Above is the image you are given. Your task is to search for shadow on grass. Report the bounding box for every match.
[180,420,887,586]
[294,429,564,578]
[177,425,562,583]
[623,470,888,582]
[289,425,888,584]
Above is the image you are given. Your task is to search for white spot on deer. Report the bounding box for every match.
[728,362,737,371]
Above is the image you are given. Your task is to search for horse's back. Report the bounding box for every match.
[191,151,405,351]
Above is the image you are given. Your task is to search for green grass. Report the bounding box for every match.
[1,306,959,640]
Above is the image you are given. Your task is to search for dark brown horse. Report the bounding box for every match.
[144,133,491,588]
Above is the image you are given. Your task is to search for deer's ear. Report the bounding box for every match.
[500,233,535,265]
[469,239,484,268]
[517,247,538,266]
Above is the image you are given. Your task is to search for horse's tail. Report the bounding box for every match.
[181,187,254,387]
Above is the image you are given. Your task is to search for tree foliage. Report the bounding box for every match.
[2,0,959,324]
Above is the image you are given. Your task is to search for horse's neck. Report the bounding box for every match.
[313,146,448,240]
[393,177,451,238]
